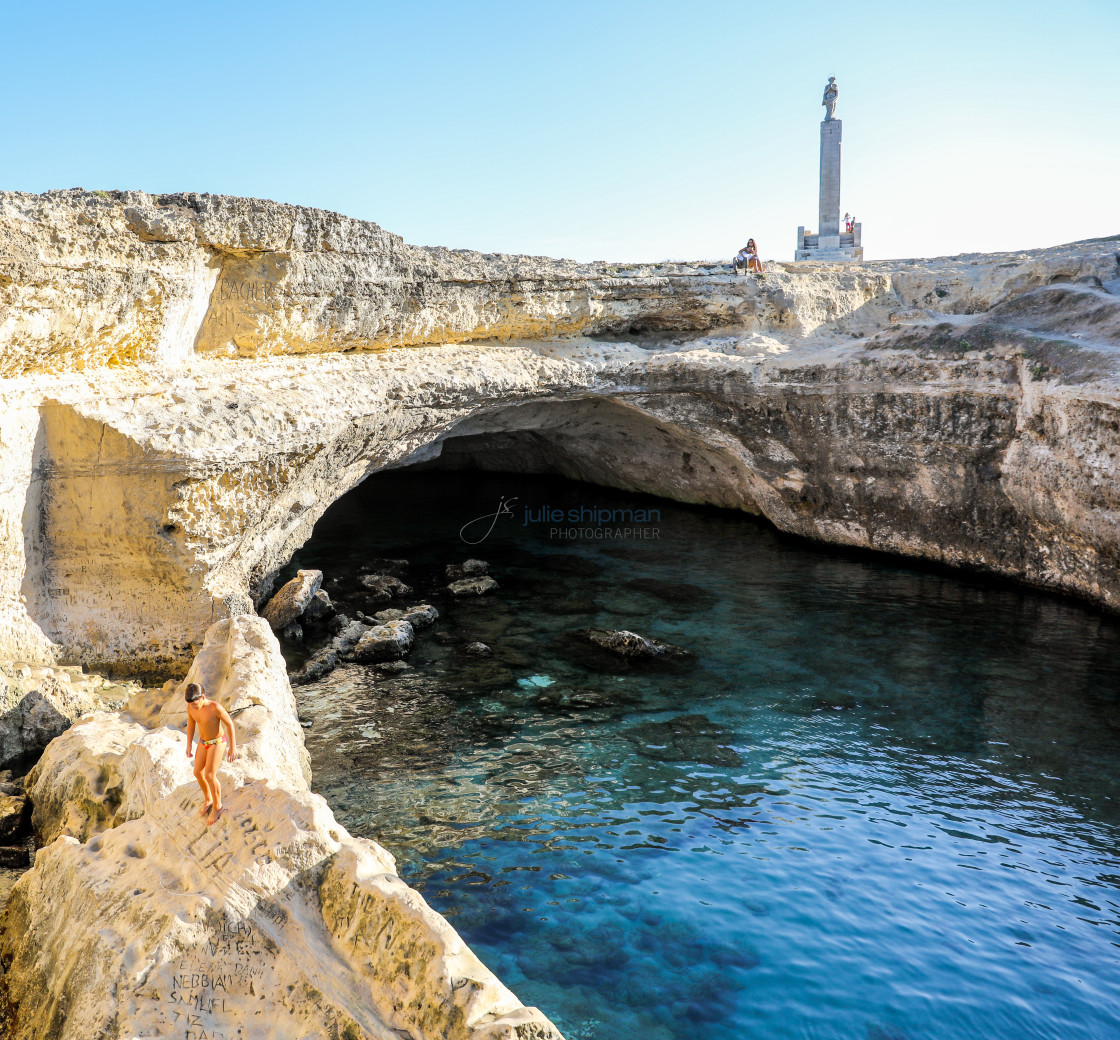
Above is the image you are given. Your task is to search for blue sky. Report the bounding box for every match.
[3,1,1117,262]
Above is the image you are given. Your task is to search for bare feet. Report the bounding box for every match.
[199,802,212,818]
[207,804,224,826]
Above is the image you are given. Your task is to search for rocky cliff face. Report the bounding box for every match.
[1,189,1118,677]
[1,616,562,1040]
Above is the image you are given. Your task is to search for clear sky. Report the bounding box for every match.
[3,1,1117,262]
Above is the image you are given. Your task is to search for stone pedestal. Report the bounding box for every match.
[794,115,864,261]
[819,119,842,237]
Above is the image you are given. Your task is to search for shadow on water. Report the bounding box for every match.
[290,470,1120,1040]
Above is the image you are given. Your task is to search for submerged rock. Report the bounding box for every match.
[463,641,492,657]
[626,713,743,767]
[449,576,499,597]
[261,569,323,629]
[351,619,415,662]
[359,573,413,603]
[446,559,489,580]
[363,557,410,578]
[4,615,562,1040]
[540,594,599,616]
[582,628,689,659]
[623,577,718,609]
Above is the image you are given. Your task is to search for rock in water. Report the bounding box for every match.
[351,620,415,662]
[362,558,410,578]
[583,628,689,659]
[290,618,369,686]
[446,559,489,580]
[359,574,413,603]
[372,608,404,622]
[400,603,439,629]
[464,642,492,657]
[448,576,499,597]
[261,569,323,630]
[301,588,334,623]
[3,615,562,1040]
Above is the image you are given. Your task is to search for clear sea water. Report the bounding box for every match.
[286,470,1120,1040]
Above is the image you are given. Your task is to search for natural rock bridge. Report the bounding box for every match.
[2,190,1119,675]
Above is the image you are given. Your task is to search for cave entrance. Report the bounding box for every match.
[385,396,764,515]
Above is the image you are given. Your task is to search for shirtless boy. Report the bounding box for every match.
[184,682,237,825]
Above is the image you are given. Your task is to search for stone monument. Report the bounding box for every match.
[795,77,863,261]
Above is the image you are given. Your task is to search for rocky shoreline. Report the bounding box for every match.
[1,188,1119,1038]
[1,616,563,1039]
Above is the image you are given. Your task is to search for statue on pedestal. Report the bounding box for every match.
[822,77,838,120]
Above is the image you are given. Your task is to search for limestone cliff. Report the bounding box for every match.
[0,616,561,1040]
[1,189,1118,674]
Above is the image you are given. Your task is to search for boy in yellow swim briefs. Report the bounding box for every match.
[184,682,237,826]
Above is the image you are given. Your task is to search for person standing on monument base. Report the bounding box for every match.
[184,681,237,826]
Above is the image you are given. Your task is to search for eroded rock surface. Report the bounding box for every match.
[351,619,414,662]
[583,628,689,659]
[2,616,561,1040]
[0,189,1118,674]
[0,662,135,768]
[261,568,323,630]
[27,615,310,845]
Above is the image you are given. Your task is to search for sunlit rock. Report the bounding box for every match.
[4,616,562,1040]
[262,569,323,630]
[28,615,310,844]
[351,619,414,662]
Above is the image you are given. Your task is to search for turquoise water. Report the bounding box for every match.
[289,471,1120,1040]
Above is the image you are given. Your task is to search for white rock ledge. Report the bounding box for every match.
[0,616,563,1040]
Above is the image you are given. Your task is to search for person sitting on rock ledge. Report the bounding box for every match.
[184,682,237,826]
[743,238,764,276]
